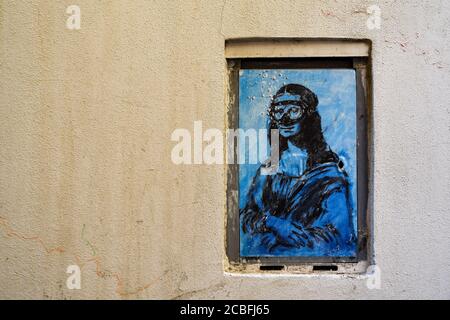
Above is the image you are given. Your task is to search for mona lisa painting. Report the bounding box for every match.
[239,69,358,258]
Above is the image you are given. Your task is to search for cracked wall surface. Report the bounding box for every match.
[1,0,450,299]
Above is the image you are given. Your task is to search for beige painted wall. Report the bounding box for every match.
[1,0,449,299]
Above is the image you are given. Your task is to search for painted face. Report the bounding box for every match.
[279,121,302,138]
[270,103,304,138]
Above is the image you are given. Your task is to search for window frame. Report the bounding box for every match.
[225,49,372,273]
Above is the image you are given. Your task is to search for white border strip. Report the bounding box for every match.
[225,39,370,58]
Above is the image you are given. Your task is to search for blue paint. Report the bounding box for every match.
[239,69,357,257]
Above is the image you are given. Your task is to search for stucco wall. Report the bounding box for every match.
[1,0,449,299]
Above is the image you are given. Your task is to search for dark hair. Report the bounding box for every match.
[268,84,339,169]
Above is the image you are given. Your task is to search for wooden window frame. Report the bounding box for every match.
[225,39,373,274]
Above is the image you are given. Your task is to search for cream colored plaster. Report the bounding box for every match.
[0,0,449,299]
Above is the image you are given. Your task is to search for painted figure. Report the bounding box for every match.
[240,84,356,257]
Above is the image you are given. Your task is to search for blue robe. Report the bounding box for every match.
[240,160,357,257]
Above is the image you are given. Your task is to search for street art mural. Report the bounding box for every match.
[239,69,357,257]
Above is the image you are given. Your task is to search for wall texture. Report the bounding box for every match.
[0,0,449,299]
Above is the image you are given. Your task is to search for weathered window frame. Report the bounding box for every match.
[225,39,373,274]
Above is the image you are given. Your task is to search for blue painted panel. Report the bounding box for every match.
[239,69,357,257]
